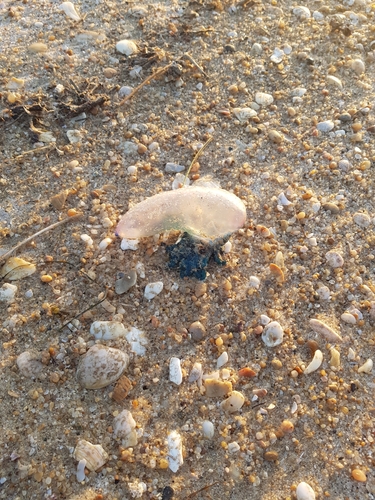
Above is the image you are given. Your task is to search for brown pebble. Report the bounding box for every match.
[264,450,278,461]
[322,202,340,214]
[189,321,206,342]
[204,379,232,397]
[195,282,207,298]
[50,191,68,210]
[271,359,283,369]
[137,144,147,154]
[103,67,118,78]
[50,372,60,383]
[307,340,319,355]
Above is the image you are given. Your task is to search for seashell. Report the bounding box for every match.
[189,362,203,385]
[220,391,245,413]
[29,43,48,53]
[233,107,257,123]
[17,350,44,378]
[115,269,137,295]
[350,58,365,75]
[125,326,148,356]
[67,129,83,144]
[202,420,214,439]
[73,439,108,471]
[0,283,18,303]
[249,276,260,289]
[325,250,344,268]
[6,77,25,90]
[353,212,371,228]
[169,357,183,385]
[326,75,343,89]
[341,312,356,325]
[112,375,132,402]
[167,431,183,473]
[358,359,373,374]
[90,320,126,340]
[116,186,246,240]
[204,379,232,397]
[76,459,86,482]
[255,92,274,106]
[50,191,68,211]
[316,120,334,132]
[269,263,284,283]
[113,410,137,447]
[1,257,36,281]
[296,482,316,500]
[59,2,81,21]
[76,345,129,389]
[144,281,163,300]
[309,319,342,342]
[261,321,284,347]
[116,40,138,56]
[165,163,185,173]
[217,351,228,368]
[238,367,257,378]
[304,350,323,375]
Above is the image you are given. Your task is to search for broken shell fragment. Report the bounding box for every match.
[169,357,183,385]
[113,410,138,448]
[261,321,284,347]
[329,347,340,368]
[358,359,373,374]
[76,459,86,482]
[309,319,342,342]
[116,186,246,240]
[90,320,126,340]
[1,257,36,281]
[73,440,108,471]
[296,481,316,500]
[220,391,245,413]
[116,40,138,56]
[304,349,323,375]
[76,345,129,389]
[167,431,183,473]
[59,1,81,21]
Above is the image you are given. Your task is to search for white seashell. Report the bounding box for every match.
[313,11,324,21]
[76,345,129,389]
[353,212,371,228]
[80,234,93,247]
[0,283,18,303]
[223,241,232,253]
[113,410,138,447]
[316,120,334,132]
[341,312,356,325]
[296,481,316,500]
[325,250,344,268]
[76,459,86,482]
[120,238,139,251]
[304,350,323,374]
[358,359,373,374]
[348,347,356,361]
[189,362,203,385]
[144,281,163,300]
[116,186,246,240]
[278,192,292,206]
[116,40,138,56]
[202,420,214,439]
[233,107,257,123]
[350,58,365,75]
[290,87,307,97]
[90,321,126,340]
[168,431,183,473]
[169,357,183,385]
[59,2,81,21]
[17,350,44,378]
[260,315,271,325]
[217,351,228,368]
[165,163,185,173]
[255,92,274,106]
[270,47,284,64]
[0,257,36,281]
[309,319,343,342]
[249,276,260,289]
[293,6,311,19]
[326,75,343,89]
[125,326,148,356]
[172,172,189,190]
[73,439,108,471]
[220,391,245,413]
[261,321,283,347]
[329,347,340,368]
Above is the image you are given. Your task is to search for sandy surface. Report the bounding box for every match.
[1,0,375,499]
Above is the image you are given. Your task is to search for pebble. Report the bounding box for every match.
[250,43,263,55]
[112,375,132,402]
[227,442,240,453]
[90,321,126,340]
[189,362,203,385]
[120,238,139,251]
[353,212,371,228]
[98,237,112,250]
[73,440,108,472]
[351,469,367,482]
[144,281,163,300]
[169,357,183,385]
[268,130,283,144]
[255,92,274,106]
[217,351,228,368]
[202,421,215,439]
[29,42,48,53]
[103,67,117,79]
[116,40,138,56]
[249,276,260,289]
[76,345,129,389]
[115,270,137,294]
[322,202,340,214]
[165,163,185,173]
[264,451,278,461]
[118,86,133,98]
[16,350,44,378]
[270,47,284,64]
[341,312,356,325]
[80,234,93,247]
[233,107,257,122]
[293,6,311,19]
[304,349,323,374]
[167,431,183,473]
[59,1,80,21]
[358,359,373,374]
[329,347,341,368]
[316,120,335,132]
[220,391,245,413]
[113,409,138,447]
[350,58,365,75]
[204,379,232,397]
[309,318,343,342]
[296,482,316,500]
[188,321,206,342]
[326,75,343,88]
[125,326,148,356]
[76,459,86,482]
[325,250,344,268]
[261,321,284,347]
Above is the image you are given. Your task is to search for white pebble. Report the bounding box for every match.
[120,238,139,251]
[118,86,133,98]
[227,441,240,453]
[249,276,260,289]
[127,165,137,175]
[317,286,330,300]
[296,482,316,500]
[278,192,292,206]
[98,237,112,250]
[116,40,138,56]
[353,212,371,228]
[350,58,365,75]
[341,312,356,325]
[223,241,232,253]
[0,283,18,303]
[76,459,87,482]
[144,281,163,300]
[255,92,274,106]
[325,250,344,268]
[169,357,183,385]
[293,6,311,19]
[326,75,343,89]
[80,234,93,247]
[90,320,126,340]
[260,314,271,325]
[202,420,215,439]
[313,10,324,20]
[358,359,373,374]
[261,321,283,347]
[316,120,334,132]
[217,351,228,368]
[167,431,183,473]
[25,289,33,299]
[250,43,262,55]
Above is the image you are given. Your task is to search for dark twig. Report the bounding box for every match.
[57,290,108,331]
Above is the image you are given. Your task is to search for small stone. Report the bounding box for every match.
[358,359,373,374]
[250,43,262,55]
[189,321,206,342]
[309,319,343,342]
[59,1,81,21]
[220,391,245,413]
[144,281,163,300]
[116,40,138,56]
[249,276,260,289]
[167,431,183,473]
[217,351,228,368]
[194,282,207,298]
[350,59,365,75]
[169,357,183,385]
[118,86,133,98]
[341,312,356,325]
[353,212,371,228]
[165,163,185,173]
[113,409,138,448]
[322,202,340,214]
[41,274,53,283]
[255,92,274,106]
[233,107,257,122]
[29,42,48,53]
[0,283,18,303]
[261,321,283,347]
[90,321,126,340]
[293,6,311,19]
[264,451,278,462]
[326,75,343,89]
[296,482,316,500]
[202,420,214,439]
[351,469,367,482]
[50,191,68,210]
[120,238,139,251]
[325,250,344,268]
[103,67,117,78]
[17,350,44,378]
[316,120,334,132]
[115,270,137,294]
[227,442,240,453]
[339,113,352,122]
[268,130,283,144]
[204,379,232,397]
